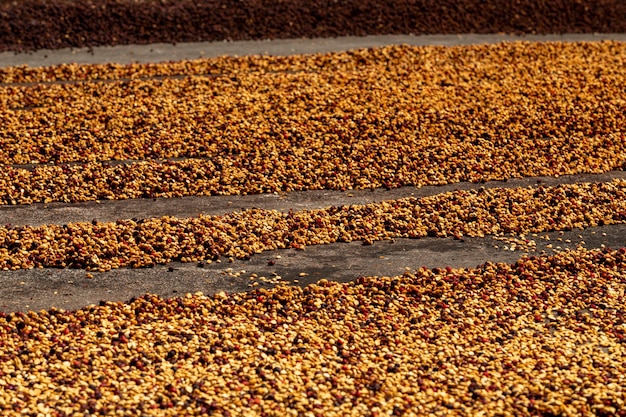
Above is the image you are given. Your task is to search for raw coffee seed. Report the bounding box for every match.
[0,37,625,417]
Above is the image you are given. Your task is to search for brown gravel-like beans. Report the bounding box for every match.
[0,42,624,205]
[0,247,625,416]
[0,180,624,271]
[2,0,625,52]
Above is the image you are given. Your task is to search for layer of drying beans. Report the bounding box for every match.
[1,42,625,205]
[1,180,625,271]
[2,36,626,415]
[1,0,625,52]
[1,248,625,416]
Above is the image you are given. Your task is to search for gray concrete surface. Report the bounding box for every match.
[1,224,624,312]
[2,171,625,227]
[2,33,626,68]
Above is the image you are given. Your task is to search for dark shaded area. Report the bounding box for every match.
[1,0,625,52]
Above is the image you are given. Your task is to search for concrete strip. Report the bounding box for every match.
[1,171,625,227]
[0,171,626,226]
[2,33,626,68]
[1,224,623,312]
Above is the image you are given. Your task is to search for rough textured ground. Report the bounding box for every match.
[1,0,625,52]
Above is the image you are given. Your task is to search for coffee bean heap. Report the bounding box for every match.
[1,180,624,271]
[0,247,625,416]
[0,42,624,205]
